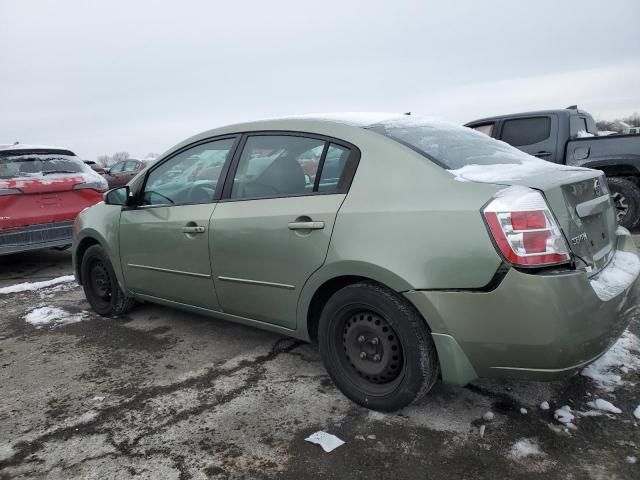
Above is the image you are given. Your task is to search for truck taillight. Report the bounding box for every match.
[482,186,571,267]
[0,188,22,196]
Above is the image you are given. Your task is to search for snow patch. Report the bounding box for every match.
[627,456,637,464]
[540,401,550,410]
[509,438,544,459]
[554,406,574,424]
[0,444,14,462]
[634,405,640,419]
[586,399,622,414]
[24,307,87,328]
[581,330,640,391]
[520,408,528,415]
[0,275,75,294]
[589,250,640,301]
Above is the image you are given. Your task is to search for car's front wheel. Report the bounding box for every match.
[81,244,136,317]
[318,282,439,411]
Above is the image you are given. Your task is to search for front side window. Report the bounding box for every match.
[143,137,235,206]
[123,160,139,172]
[231,135,325,199]
[501,117,551,146]
[110,162,125,174]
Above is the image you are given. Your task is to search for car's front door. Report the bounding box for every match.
[119,137,238,309]
[211,134,356,329]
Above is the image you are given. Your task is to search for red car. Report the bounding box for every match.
[0,144,108,255]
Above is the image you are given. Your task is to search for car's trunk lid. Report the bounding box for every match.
[453,164,617,275]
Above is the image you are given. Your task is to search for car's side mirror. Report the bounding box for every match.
[104,186,130,206]
[103,167,111,174]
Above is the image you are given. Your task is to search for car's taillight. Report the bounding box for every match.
[73,179,108,193]
[482,186,571,267]
[0,188,22,196]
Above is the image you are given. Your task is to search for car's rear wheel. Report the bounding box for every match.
[607,177,640,230]
[318,282,439,411]
[81,244,135,317]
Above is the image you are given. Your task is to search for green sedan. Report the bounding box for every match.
[72,113,640,411]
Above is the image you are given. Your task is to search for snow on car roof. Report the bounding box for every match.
[0,143,74,152]
[274,112,407,126]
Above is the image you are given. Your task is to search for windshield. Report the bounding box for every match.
[369,117,533,170]
[0,150,85,179]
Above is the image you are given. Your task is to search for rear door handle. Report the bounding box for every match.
[535,151,552,157]
[288,221,325,230]
[182,225,206,233]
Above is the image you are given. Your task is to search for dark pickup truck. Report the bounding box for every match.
[466,106,640,229]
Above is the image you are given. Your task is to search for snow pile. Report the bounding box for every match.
[581,330,640,391]
[24,307,87,328]
[586,399,622,414]
[482,411,494,421]
[627,456,638,464]
[540,401,550,410]
[554,406,574,424]
[576,130,595,138]
[0,275,75,294]
[634,405,640,420]
[589,250,640,301]
[509,438,544,459]
[449,159,571,183]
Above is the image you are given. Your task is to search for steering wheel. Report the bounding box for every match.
[186,181,216,203]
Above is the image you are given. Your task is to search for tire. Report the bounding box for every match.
[318,282,439,411]
[80,244,136,317]
[607,177,640,230]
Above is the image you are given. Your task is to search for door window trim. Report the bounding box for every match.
[132,134,241,209]
[218,130,361,203]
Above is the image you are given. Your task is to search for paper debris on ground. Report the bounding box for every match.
[304,431,345,453]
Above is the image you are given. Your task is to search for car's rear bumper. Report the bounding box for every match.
[405,231,640,385]
[0,221,74,256]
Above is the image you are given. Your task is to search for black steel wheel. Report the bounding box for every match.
[318,282,439,411]
[81,244,136,317]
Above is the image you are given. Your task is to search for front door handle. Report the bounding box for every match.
[535,151,552,157]
[182,225,206,234]
[288,221,325,230]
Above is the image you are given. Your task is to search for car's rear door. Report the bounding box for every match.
[119,137,238,310]
[210,133,358,329]
[498,115,559,163]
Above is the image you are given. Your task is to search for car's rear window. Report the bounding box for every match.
[0,150,85,179]
[369,117,531,170]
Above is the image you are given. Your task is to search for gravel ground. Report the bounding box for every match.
[1,249,639,479]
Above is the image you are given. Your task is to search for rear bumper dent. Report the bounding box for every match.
[407,232,640,385]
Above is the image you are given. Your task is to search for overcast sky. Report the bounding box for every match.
[1,0,639,160]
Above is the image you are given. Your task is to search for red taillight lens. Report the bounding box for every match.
[483,186,571,267]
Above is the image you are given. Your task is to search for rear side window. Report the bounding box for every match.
[318,144,349,192]
[230,135,350,200]
[501,117,551,146]
[471,123,495,137]
[110,162,125,173]
[123,160,139,172]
